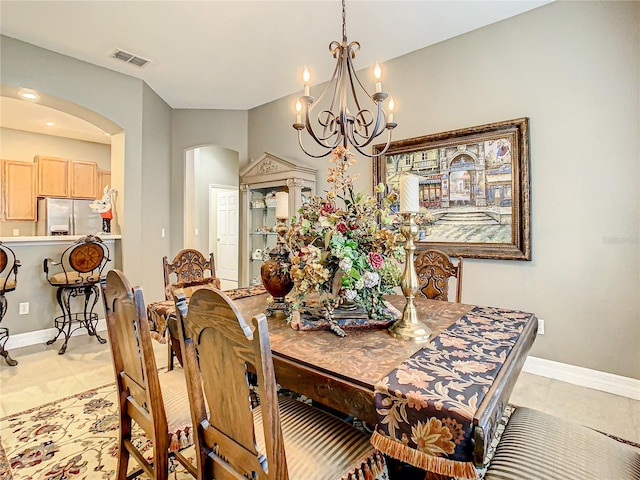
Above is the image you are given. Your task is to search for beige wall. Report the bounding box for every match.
[248,1,640,379]
[0,127,111,236]
[139,83,173,302]
[170,109,248,256]
[1,35,147,288]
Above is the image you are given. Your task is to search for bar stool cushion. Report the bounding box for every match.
[48,272,101,286]
[0,278,16,291]
[485,406,640,480]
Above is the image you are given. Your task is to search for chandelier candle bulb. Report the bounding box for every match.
[400,175,419,213]
[275,191,289,219]
[303,66,310,97]
[374,61,382,93]
[295,100,302,124]
[388,96,395,123]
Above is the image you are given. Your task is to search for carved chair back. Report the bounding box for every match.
[44,235,109,287]
[174,288,389,480]
[162,249,220,300]
[415,249,463,303]
[174,288,286,478]
[101,269,195,480]
[0,242,20,295]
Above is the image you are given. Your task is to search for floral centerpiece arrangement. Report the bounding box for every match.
[286,146,403,325]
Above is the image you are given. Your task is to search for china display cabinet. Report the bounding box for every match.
[240,153,316,287]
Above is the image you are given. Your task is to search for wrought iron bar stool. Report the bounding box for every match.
[0,242,21,366]
[44,235,109,354]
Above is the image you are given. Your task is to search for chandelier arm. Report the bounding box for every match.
[352,102,387,147]
[297,130,335,158]
[310,121,342,148]
[348,128,393,159]
[345,51,367,114]
[306,107,338,144]
[304,45,346,148]
[344,51,388,145]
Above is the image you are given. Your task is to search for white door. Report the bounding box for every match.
[216,190,239,283]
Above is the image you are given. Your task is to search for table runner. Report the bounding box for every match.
[371,306,534,479]
[146,284,267,336]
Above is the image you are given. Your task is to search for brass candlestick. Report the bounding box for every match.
[261,218,293,316]
[388,212,432,341]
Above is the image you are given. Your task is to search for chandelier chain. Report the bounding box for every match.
[342,0,347,41]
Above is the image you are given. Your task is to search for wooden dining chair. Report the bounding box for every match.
[173,287,388,480]
[414,248,463,303]
[102,269,196,480]
[162,249,220,300]
[160,249,221,370]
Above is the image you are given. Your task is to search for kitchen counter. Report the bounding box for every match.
[0,234,121,246]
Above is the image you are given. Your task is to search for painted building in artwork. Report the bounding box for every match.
[385,138,513,216]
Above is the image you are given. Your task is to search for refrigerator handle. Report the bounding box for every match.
[69,214,74,236]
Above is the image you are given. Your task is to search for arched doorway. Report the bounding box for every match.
[184,145,239,289]
[449,170,471,206]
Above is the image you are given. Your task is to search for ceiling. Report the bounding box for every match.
[0,97,111,144]
[0,0,551,141]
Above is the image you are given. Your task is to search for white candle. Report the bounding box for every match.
[295,99,302,124]
[374,61,382,93]
[400,175,419,213]
[275,191,289,219]
[303,66,310,97]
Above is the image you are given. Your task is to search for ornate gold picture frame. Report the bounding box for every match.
[373,117,531,260]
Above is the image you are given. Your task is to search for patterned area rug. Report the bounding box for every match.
[2,383,637,480]
[0,382,196,480]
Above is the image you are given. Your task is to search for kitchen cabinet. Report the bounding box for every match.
[70,160,98,199]
[240,153,316,287]
[2,160,36,221]
[35,156,100,199]
[97,169,111,195]
[36,155,68,197]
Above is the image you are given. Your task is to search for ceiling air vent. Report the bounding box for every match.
[110,49,150,68]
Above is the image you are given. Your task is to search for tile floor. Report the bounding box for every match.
[1,333,639,444]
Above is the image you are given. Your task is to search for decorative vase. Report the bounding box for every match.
[261,219,293,316]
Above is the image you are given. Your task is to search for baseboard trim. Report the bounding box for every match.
[5,319,107,350]
[524,356,640,401]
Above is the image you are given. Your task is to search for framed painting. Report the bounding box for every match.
[373,117,531,260]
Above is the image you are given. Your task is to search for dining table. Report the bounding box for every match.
[147,287,538,480]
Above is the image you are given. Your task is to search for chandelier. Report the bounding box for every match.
[293,0,397,158]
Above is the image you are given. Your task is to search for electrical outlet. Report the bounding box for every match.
[19,302,29,315]
[195,228,199,235]
[161,228,165,238]
[12,229,19,236]
[537,318,545,335]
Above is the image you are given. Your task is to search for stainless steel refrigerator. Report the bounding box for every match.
[36,198,103,236]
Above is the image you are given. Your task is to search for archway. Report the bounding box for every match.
[0,85,125,235]
[184,145,239,288]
